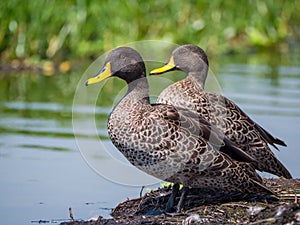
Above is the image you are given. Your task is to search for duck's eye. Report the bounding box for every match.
[120,54,126,60]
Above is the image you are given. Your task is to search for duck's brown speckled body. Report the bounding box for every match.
[150,44,291,179]
[86,47,273,194]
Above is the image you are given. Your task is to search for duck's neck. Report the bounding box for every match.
[114,76,150,115]
[126,76,150,103]
[186,70,208,90]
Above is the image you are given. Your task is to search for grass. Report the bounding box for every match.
[0,0,299,65]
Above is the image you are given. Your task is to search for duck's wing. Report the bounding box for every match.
[156,84,291,178]
[152,103,256,163]
[206,153,274,195]
[221,95,287,149]
[205,94,291,178]
[129,102,272,194]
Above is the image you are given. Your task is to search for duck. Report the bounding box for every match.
[150,44,292,179]
[85,47,274,212]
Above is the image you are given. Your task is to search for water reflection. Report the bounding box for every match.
[216,63,300,117]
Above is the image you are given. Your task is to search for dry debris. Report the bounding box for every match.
[60,178,300,225]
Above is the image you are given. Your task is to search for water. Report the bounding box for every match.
[1,51,300,224]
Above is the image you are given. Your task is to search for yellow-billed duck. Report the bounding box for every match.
[85,47,274,201]
[150,44,291,179]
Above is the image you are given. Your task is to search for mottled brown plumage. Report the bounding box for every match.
[86,47,273,195]
[150,44,291,179]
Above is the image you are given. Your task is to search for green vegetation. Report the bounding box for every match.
[0,0,299,65]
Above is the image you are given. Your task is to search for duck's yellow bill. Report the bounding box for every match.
[85,62,111,86]
[150,56,176,75]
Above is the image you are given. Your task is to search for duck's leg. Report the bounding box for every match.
[176,186,189,213]
[165,183,180,212]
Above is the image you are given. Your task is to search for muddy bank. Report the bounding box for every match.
[60,178,300,225]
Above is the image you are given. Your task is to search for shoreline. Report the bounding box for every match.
[60,178,300,225]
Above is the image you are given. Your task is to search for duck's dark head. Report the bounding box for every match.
[150,44,209,75]
[85,47,146,86]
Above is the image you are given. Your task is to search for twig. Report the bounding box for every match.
[69,207,74,222]
[248,217,276,225]
[140,186,144,198]
[222,203,250,208]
